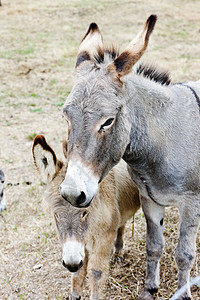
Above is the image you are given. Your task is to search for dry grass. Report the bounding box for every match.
[0,0,199,299]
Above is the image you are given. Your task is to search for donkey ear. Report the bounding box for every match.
[75,23,103,68]
[109,15,157,78]
[32,135,62,182]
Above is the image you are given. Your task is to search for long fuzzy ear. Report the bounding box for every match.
[75,23,103,68]
[109,15,157,78]
[32,135,63,182]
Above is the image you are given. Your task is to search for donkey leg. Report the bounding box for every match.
[138,197,165,299]
[87,230,117,300]
[70,252,88,300]
[114,225,125,255]
[175,203,200,300]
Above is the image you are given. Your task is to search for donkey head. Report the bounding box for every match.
[32,135,89,272]
[60,15,157,207]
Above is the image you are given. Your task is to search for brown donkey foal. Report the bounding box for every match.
[32,135,140,300]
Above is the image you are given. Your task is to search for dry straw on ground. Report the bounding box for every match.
[0,0,199,299]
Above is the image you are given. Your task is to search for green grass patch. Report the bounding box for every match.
[19,293,25,300]
[50,79,57,85]
[179,54,193,59]
[27,186,36,193]
[4,121,12,126]
[31,108,45,113]
[43,232,49,244]
[174,31,187,39]
[53,101,65,107]
[0,47,34,59]
[29,93,40,98]
[9,92,16,98]
[28,133,37,140]
[27,103,36,107]
[5,159,13,164]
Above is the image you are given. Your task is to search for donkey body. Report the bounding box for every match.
[60,16,200,299]
[33,135,140,300]
[0,168,6,213]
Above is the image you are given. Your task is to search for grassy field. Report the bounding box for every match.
[0,0,199,299]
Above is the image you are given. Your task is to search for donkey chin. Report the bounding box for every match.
[62,238,85,273]
[59,159,99,208]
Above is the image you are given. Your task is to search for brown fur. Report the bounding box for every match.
[32,135,140,300]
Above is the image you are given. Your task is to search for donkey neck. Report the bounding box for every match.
[126,74,172,116]
[123,75,173,166]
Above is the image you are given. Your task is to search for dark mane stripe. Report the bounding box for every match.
[93,46,119,65]
[136,63,171,85]
[93,48,171,86]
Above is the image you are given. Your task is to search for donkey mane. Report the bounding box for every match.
[136,63,171,85]
[93,48,171,85]
[93,46,119,65]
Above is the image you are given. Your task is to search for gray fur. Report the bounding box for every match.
[62,23,200,299]
[91,270,102,280]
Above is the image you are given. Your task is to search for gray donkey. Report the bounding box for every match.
[59,15,200,299]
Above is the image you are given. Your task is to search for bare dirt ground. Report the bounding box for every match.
[0,0,199,299]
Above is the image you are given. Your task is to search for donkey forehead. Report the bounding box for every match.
[55,205,81,218]
[64,81,122,120]
[55,205,86,222]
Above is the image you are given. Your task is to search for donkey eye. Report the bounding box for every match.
[103,118,114,127]
[99,118,115,132]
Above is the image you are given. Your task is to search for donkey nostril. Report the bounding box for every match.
[62,260,67,268]
[76,191,86,205]
[79,260,83,269]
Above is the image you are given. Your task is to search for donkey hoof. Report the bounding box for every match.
[136,290,154,300]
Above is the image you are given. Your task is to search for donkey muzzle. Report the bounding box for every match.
[62,239,85,272]
[59,159,98,208]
